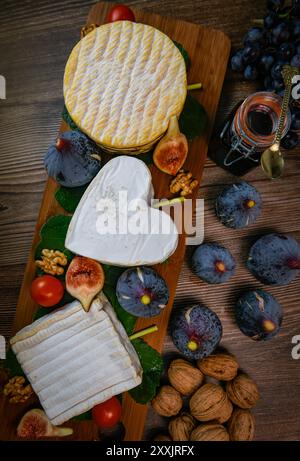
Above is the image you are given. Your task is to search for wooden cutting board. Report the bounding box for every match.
[0,2,230,441]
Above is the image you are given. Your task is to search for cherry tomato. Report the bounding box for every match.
[92,397,122,428]
[30,275,64,307]
[107,4,135,22]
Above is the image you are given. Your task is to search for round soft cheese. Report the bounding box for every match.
[63,21,187,152]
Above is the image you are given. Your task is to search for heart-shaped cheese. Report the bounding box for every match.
[65,156,178,266]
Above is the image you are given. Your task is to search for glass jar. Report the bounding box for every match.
[210,91,291,176]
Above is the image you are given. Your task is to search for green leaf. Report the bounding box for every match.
[55,185,88,214]
[4,348,25,379]
[173,40,190,69]
[33,307,53,321]
[179,94,208,141]
[129,339,163,404]
[35,215,73,260]
[138,150,153,166]
[62,105,80,131]
[103,284,136,336]
[71,410,92,422]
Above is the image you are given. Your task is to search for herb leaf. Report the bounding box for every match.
[35,215,73,261]
[129,339,163,404]
[55,185,87,213]
[4,348,25,378]
[62,105,80,131]
[103,283,136,336]
[173,41,190,69]
[179,94,208,141]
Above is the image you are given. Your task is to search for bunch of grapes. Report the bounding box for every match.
[231,0,300,149]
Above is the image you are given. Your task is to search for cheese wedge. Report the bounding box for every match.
[65,156,179,266]
[64,21,187,152]
[10,293,142,425]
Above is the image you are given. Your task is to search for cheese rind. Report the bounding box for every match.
[10,293,142,425]
[65,156,179,266]
[63,21,187,151]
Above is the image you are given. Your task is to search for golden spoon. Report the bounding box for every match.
[260,65,298,179]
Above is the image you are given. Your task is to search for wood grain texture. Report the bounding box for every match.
[0,2,230,441]
[0,0,300,442]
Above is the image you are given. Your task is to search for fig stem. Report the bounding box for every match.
[129,325,158,341]
[153,197,185,209]
[187,83,202,90]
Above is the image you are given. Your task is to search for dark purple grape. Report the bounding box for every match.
[278,42,296,61]
[293,0,300,17]
[243,27,265,46]
[273,79,285,92]
[231,49,245,71]
[242,45,261,64]
[244,65,259,80]
[264,11,279,29]
[264,75,275,91]
[296,40,300,54]
[271,62,285,80]
[281,131,300,149]
[259,54,275,73]
[292,19,300,38]
[272,23,290,45]
[267,0,285,11]
[291,107,300,131]
[291,54,300,67]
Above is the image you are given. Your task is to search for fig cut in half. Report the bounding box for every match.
[66,256,105,312]
[17,409,73,439]
[153,115,188,176]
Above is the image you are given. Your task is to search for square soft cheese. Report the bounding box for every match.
[10,293,142,425]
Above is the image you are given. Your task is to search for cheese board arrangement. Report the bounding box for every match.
[3,0,298,443]
[0,2,232,441]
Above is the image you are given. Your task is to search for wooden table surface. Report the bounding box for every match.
[0,0,299,441]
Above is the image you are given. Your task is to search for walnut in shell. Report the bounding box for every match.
[168,359,204,395]
[190,423,230,441]
[152,385,183,417]
[190,383,232,422]
[197,353,238,381]
[226,374,260,409]
[227,408,255,441]
[168,413,196,441]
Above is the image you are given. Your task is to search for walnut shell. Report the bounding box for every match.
[227,408,255,441]
[153,434,172,442]
[190,423,230,441]
[226,374,260,409]
[152,385,183,417]
[190,383,231,422]
[168,412,196,441]
[216,397,233,423]
[197,353,238,381]
[168,359,204,395]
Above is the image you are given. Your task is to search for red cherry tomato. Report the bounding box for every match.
[30,275,64,307]
[107,4,135,22]
[92,397,122,428]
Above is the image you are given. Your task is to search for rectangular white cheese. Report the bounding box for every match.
[10,293,142,425]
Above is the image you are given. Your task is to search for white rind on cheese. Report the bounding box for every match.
[65,156,179,266]
[10,293,142,425]
[63,21,187,150]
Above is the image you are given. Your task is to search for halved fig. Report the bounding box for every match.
[17,409,73,438]
[66,256,105,311]
[153,115,188,176]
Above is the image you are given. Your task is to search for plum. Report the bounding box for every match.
[192,243,236,284]
[171,305,222,360]
[235,289,283,341]
[116,267,169,318]
[247,233,300,285]
[44,130,101,187]
[215,182,262,229]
